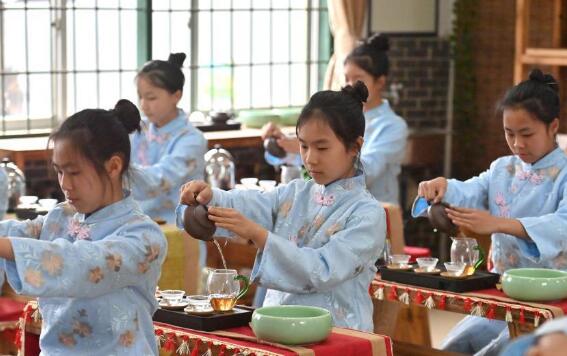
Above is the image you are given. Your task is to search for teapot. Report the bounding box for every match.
[0,158,26,212]
[263,137,286,158]
[204,145,235,190]
[183,204,216,241]
[411,197,458,235]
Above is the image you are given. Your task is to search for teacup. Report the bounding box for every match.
[186,295,212,312]
[444,262,466,276]
[416,257,439,272]
[389,254,411,267]
[160,289,185,304]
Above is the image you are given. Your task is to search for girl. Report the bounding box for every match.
[130,52,207,224]
[178,81,385,332]
[0,100,167,354]
[417,69,567,355]
[262,34,407,204]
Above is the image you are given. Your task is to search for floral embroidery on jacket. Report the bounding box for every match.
[88,267,104,284]
[25,220,43,239]
[516,168,545,185]
[24,268,44,288]
[494,192,510,217]
[41,251,63,276]
[59,332,77,347]
[314,192,335,206]
[119,330,135,347]
[67,219,91,241]
[105,253,123,272]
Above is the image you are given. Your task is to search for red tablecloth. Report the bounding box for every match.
[18,311,393,356]
[371,277,567,328]
[154,322,392,356]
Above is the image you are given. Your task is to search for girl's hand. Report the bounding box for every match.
[208,207,269,249]
[261,122,283,140]
[179,180,212,205]
[446,207,501,235]
[276,136,300,154]
[418,177,448,203]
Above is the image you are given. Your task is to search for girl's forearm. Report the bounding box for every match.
[250,226,269,250]
[497,218,530,241]
[0,238,14,260]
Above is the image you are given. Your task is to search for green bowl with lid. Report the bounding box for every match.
[251,305,332,345]
[502,268,567,301]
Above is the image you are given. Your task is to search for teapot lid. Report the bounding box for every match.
[205,144,233,162]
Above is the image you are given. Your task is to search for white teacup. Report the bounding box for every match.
[160,289,185,304]
[416,257,439,272]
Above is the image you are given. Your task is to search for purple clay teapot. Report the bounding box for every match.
[183,204,216,241]
[263,137,287,158]
[427,202,458,235]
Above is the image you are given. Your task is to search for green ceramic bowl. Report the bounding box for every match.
[273,108,301,126]
[237,110,280,128]
[251,305,332,345]
[502,268,567,301]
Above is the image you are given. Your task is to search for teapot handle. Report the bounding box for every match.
[473,245,486,270]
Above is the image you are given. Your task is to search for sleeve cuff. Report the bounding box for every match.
[536,317,567,336]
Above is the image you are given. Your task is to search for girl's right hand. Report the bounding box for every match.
[417,177,448,203]
[261,122,283,140]
[180,180,212,205]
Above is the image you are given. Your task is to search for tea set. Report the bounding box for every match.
[157,269,250,315]
[402,197,485,279]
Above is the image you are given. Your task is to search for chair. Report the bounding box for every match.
[374,203,431,347]
[382,202,431,262]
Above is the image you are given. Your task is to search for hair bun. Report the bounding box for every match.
[529,68,558,93]
[342,81,369,104]
[113,99,141,134]
[168,53,186,69]
[367,33,389,52]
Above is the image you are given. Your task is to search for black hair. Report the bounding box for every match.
[499,68,560,125]
[344,33,390,78]
[49,99,141,179]
[296,81,368,150]
[136,53,186,94]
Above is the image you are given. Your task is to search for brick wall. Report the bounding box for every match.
[387,36,451,130]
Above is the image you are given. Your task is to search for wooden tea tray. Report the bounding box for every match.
[380,266,500,293]
[153,306,253,331]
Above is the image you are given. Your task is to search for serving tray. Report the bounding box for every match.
[380,266,500,293]
[153,306,253,331]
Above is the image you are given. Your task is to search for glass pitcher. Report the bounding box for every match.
[450,237,484,276]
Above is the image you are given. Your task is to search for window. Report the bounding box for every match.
[0,0,330,137]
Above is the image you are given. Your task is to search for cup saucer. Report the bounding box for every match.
[158,297,189,310]
[386,264,413,270]
[414,267,441,275]
[440,271,469,279]
[184,305,215,315]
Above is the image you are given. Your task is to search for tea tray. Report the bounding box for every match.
[380,266,500,293]
[153,306,253,331]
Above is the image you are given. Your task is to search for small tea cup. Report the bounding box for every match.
[38,198,58,210]
[160,289,185,304]
[186,295,212,312]
[389,254,411,267]
[416,257,439,272]
[19,195,38,207]
[444,261,466,276]
[259,180,277,191]
[240,178,259,187]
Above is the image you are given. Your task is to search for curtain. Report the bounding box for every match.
[323,0,367,90]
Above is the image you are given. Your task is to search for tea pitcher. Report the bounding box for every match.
[204,145,235,190]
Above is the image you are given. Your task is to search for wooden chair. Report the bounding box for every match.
[374,203,432,347]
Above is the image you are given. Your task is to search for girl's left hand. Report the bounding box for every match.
[208,207,268,249]
[446,207,501,235]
